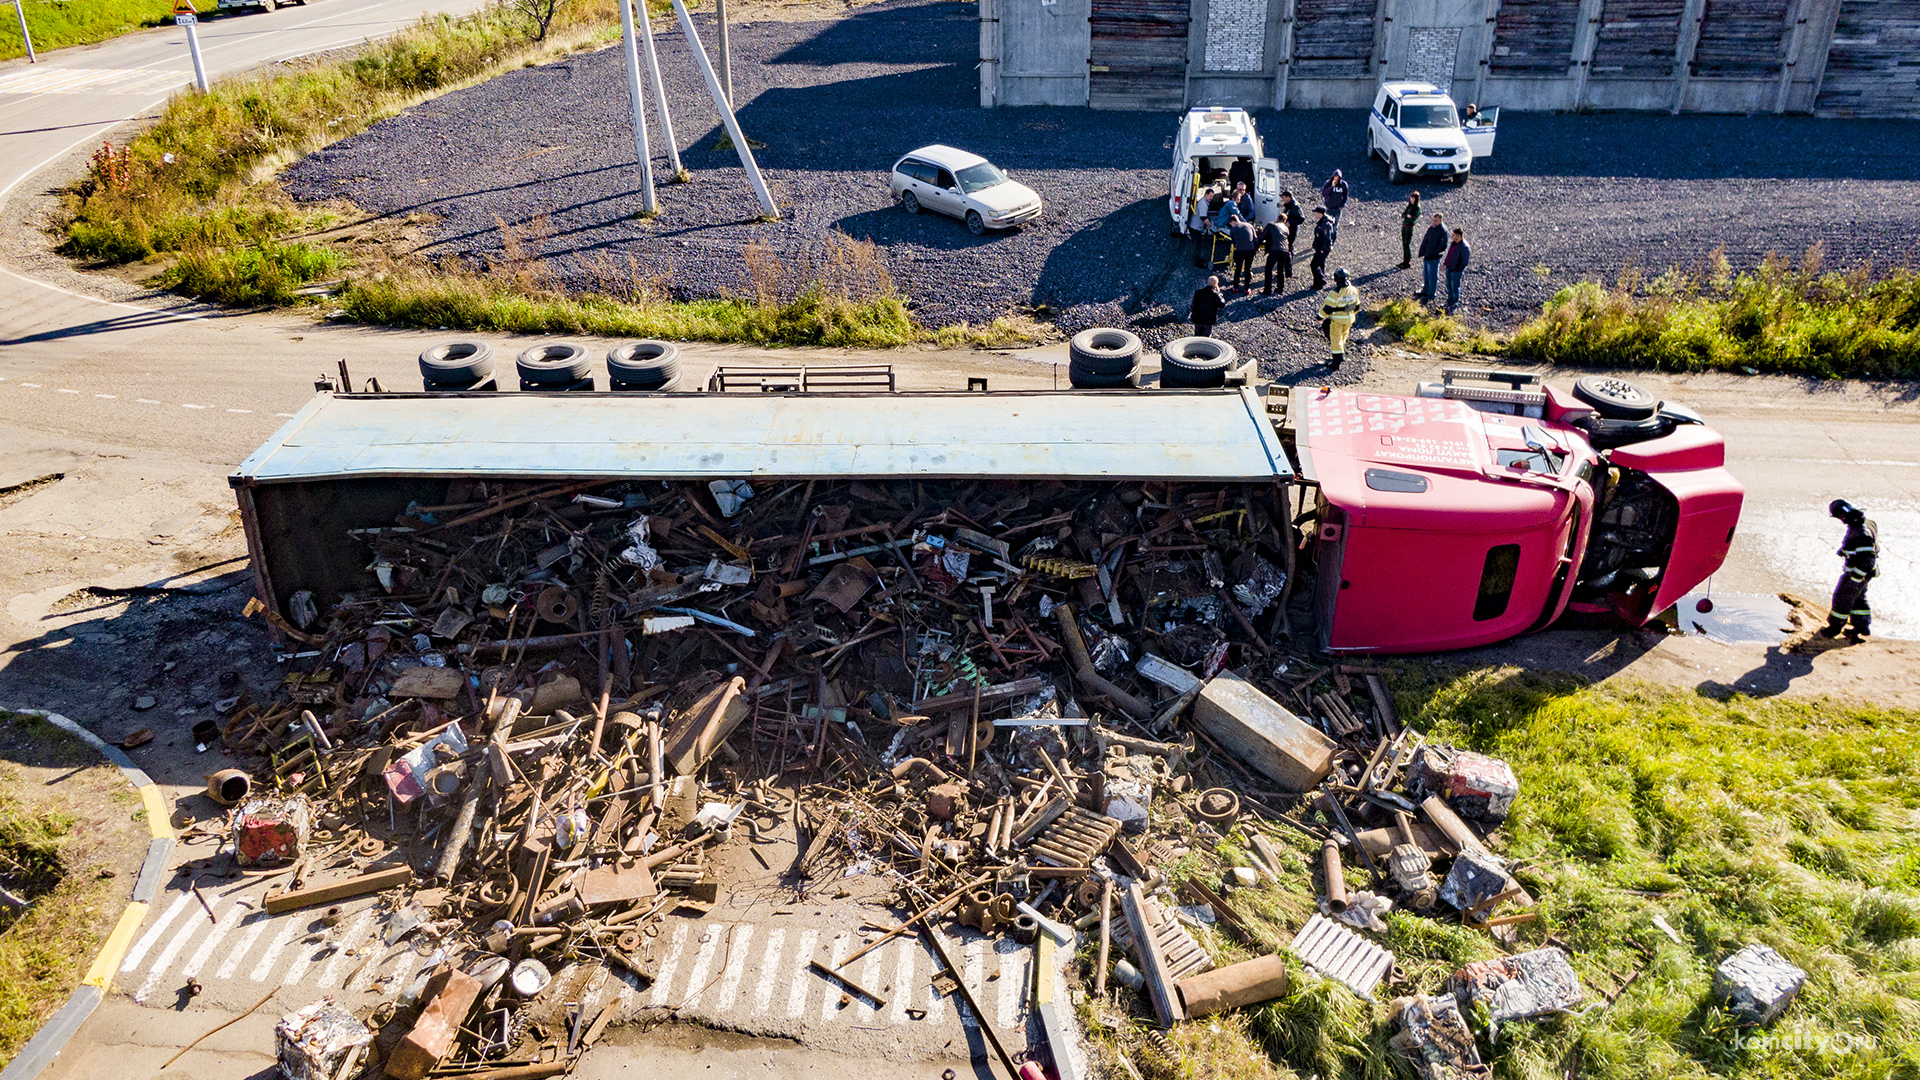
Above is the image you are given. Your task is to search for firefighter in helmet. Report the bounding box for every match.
[1820,498,1877,642]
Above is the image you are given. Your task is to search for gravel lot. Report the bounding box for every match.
[285,0,1920,378]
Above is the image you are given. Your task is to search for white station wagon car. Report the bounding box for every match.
[1365,82,1497,185]
[889,145,1042,235]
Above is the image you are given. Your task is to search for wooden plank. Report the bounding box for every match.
[1491,0,1581,73]
[264,867,412,914]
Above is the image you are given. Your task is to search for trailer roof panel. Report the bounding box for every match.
[231,390,1294,483]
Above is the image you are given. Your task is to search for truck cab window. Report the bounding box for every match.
[1473,544,1521,621]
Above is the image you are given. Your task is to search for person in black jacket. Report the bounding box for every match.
[1280,191,1304,249]
[1320,170,1349,221]
[1416,213,1448,303]
[1309,208,1333,290]
[1191,275,1225,337]
[1227,214,1259,293]
[1260,218,1290,295]
[1399,190,1421,269]
[1820,499,1879,641]
[1443,227,1471,314]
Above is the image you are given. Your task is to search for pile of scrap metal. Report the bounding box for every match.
[206,475,1322,1079]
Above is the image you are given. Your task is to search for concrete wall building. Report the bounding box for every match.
[979,0,1920,115]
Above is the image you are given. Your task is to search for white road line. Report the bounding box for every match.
[136,398,161,404]
[121,893,191,972]
[855,943,885,1021]
[677,923,727,1010]
[55,388,77,394]
[785,929,819,1019]
[820,934,852,1021]
[180,899,246,979]
[647,922,691,1008]
[275,412,296,417]
[315,910,377,988]
[249,912,305,982]
[961,940,983,1028]
[713,924,755,1011]
[279,914,344,987]
[890,939,917,1024]
[182,403,208,409]
[95,393,117,399]
[215,911,271,979]
[996,939,1024,1030]
[227,408,252,413]
[751,928,786,1015]
[19,383,38,388]
[132,906,208,1003]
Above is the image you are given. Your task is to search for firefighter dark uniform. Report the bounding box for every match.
[1820,499,1877,640]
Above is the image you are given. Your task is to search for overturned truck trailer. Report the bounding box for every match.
[230,378,1742,655]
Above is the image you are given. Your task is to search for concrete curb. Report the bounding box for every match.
[0,708,176,1080]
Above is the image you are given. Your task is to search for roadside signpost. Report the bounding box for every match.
[11,0,34,63]
[175,2,209,92]
[615,0,658,215]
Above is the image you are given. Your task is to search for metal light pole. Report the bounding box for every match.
[11,0,35,63]
[176,7,209,92]
[715,0,732,106]
[616,0,658,215]
[635,2,683,179]
[670,0,775,219]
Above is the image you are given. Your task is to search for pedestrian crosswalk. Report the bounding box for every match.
[0,66,192,97]
[117,888,1036,1043]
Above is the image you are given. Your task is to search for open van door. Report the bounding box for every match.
[1170,157,1195,235]
[1464,106,1498,159]
[1253,158,1280,224]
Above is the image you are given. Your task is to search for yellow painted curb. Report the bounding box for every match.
[81,901,148,992]
[141,785,173,841]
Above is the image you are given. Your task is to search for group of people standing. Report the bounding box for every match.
[1189,168,1471,370]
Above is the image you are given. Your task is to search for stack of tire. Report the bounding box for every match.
[418,341,497,392]
[1068,328,1141,389]
[607,341,682,392]
[516,343,595,392]
[1158,337,1237,389]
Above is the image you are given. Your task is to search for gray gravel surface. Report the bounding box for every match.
[284,0,1920,382]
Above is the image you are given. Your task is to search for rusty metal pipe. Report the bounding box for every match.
[1321,839,1348,913]
[1174,954,1290,1018]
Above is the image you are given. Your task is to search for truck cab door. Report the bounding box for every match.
[1171,158,1194,234]
[1253,158,1281,224]
[1464,105,1497,158]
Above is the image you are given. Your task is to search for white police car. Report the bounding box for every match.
[1366,82,1497,185]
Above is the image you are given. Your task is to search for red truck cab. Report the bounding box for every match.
[1285,369,1743,654]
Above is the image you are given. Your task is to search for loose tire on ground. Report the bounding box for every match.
[1159,337,1237,388]
[607,341,680,389]
[1571,375,1659,420]
[516,343,593,386]
[419,341,494,385]
[1068,328,1142,376]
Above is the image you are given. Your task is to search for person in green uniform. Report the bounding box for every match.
[1318,267,1360,370]
[1399,190,1421,269]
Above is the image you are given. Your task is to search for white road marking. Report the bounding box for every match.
[713,923,755,1011]
[179,899,246,979]
[136,398,161,404]
[275,412,296,417]
[996,938,1025,1030]
[19,383,38,388]
[855,942,885,1020]
[215,911,271,979]
[820,934,850,1020]
[751,927,786,1014]
[55,388,77,394]
[249,911,306,982]
[676,923,726,1010]
[132,904,209,1003]
[315,910,377,988]
[647,922,690,1008]
[0,67,190,96]
[121,893,191,972]
[227,408,252,413]
[786,929,819,1019]
[960,939,983,1028]
[182,403,208,409]
[891,939,917,1024]
[95,393,116,399]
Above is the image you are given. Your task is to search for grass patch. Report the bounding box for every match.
[1100,675,1920,1080]
[1375,297,1501,355]
[1507,248,1920,380]
[0,783,112,1065]
[0,0,214,63]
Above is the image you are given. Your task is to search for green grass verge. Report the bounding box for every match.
[0,780,110,1066]
[0,0,214,64]
[1095,674,1920,1080]
[1375,297,1500,355]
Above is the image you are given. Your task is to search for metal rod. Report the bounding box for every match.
[180,10,207,92]
[634,2,683,178]
[615,0,658,214]
[715,0,732,105]
[668,0,777,219]
[12,0,34,63]
[1095,879,1113,995]
[922,926,1021,1078]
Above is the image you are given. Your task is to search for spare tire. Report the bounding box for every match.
[1069,328,1142,376]
[516,343,593,386]
[419,341,494,385]
[1160,337,1237,389]
[1571,375,1658,421]
[1069,360,1137,389]
[607,341,680,388]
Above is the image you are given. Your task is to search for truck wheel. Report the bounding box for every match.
[1452,169,1470,186]
[1572,375,1659,421]
[1388,153,1406,185]
[607,340,680,389]
[516,343,593,386]
[1069,328,1142,375]
[966,211,986,236]
[419,341,494,385]
[902,191,920,215]
[1160,337,1237,389]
